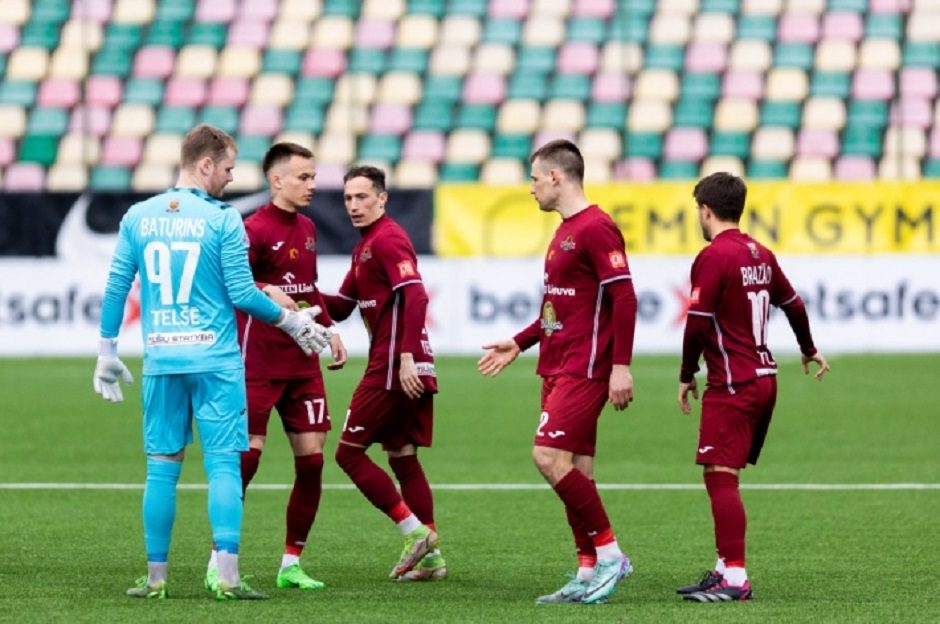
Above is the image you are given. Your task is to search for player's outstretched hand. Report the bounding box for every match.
[478,339,521,377]
[93,346,133,403]
[327,332,347,370]
[276,306,331,355]
[678,378,699,415]
[802,351,830,381]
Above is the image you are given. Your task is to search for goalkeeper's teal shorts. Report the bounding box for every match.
[141,369,248,455]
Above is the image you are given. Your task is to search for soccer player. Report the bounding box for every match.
[93,124,330,601]
[676,172,830,603]
[320,165,445,582]
[204,142,347,592]
[477,139,638,605]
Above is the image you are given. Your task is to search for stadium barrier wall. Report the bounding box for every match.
[2,256,938,356]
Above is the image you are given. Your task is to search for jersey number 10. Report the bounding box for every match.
[746,289,771,348]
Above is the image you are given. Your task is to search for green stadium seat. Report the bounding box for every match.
[701,0,739,12]
[284,104,325,133]
[91,166,131,190]
[449,0,487,17]
[324,0,361,17]
[123,78,164,106]
[842,125,883,157]
[18,135,59,165]
[491,133,531,160]
[19,21,62,49]
[156,106,196,134]
[32,0,69,22]
[27,107,68,135]
[348,48,385,74]
[263,49,301,74]
[865,13,902,39]
[188,22,227,48]
[903,42,939,68]
[681,73,720,100]
[625,132,663,159]
[774,43,813,69]
[607,14,649,42]
[586,102,626,129]
[200,106,239,135]
[359,135,402,162]
[746,160,787,179]
[550,74,591,100]
[923,159,940,178]
[92,48,133,77]
[567,18,606,44]
[389,48,428,73]
[516,47,556,73]
[761,101,802,128]
[621,0,657,12]
[423,75,462,101]
[0,55,5,76]
[146,20,186,48]
[847,101,888,128]
[829,0,866,10]
[457,104,496,131]
[737,16,776,41]
[811,72,850,98]
[104,24,143,50]
[407,0,446,17]
[0,81,37,106]
[659,161,699,179]
[484,19,521,45]
[674,99,714,128]
[413,100,454,131]
[508,72,547,100]
[156,0,194,21]
[710,132,750,158]
[439,162,479,182]
[644,45,683,70]
[295,77,335,106]
[237,136,271,163]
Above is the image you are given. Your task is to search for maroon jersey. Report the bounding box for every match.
[524,205,634,380]
[336,215,437,392]
[237,202,329,380]
[684,229,801,391]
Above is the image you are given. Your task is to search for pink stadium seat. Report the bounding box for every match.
[228,20,270,47]
[870,0,910,13]
[573,0,615,18]
[313,163,346,189]
[664,128,708,161]
[722,70,763,99]
[71,0,112,22]
[302,48,346,78]
[134,46,175,78]
[370,103,413,134]
[85,76,123,108]
[834,156,875,180]
[778,14,819,43]
[797,128,839,158]
[0,23,18,53]
[821,12,863,41]
[889,99,931,128]
[38,79,80,108]
[69,106,112,136]
[208,77,249,106]
[165,78,207,107]
[592,72,630,102]
[356,19,396,49]
[100,135,143,166]
[900,68,937,99]
[558,42,599,74]
[489,0,530,19]
[462,74,506,105]
[929,128,940,158]
[685,43,728,73]
[613,158,656,181]
[195,0,236,22]
[852,70,895,100]
[403,131,446,162]
[4,163,46,191]
[0,137,14,166]
[240,104,283,136]
[239,0,278,21]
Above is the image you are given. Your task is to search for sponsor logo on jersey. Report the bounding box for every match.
[547,430,566,439]
[347,426,365,433]
[398,260,416,277]
[147,331,217,347]
[609,250,626,268]
[415,362,436,377]
[698,445,714,454]
[289,247,299,259]
[540,301,563,335]
[167,200,179,213]
[305,236,316,251]
[560,235,576,251]
[283,271,295,283]
[747,241,759,259]
[547,249,556,262]
[272,241,284,251]
[690,286,701,304]
[359,299,377,309]
[545,284,576,296]
[359,245,372,262]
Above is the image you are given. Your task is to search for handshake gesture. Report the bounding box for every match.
[275,305,332,356]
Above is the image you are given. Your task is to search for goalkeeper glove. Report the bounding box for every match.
[93,338,134,403]
[275,305,332,355]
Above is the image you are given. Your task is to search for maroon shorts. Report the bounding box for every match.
[534,374,609,456]
[246,376,331,436]
[341,383,433,451]
[697,375,777,468]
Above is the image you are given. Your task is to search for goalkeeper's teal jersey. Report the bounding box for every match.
[100,187,283,375]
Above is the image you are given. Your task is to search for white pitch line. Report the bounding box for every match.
[0,483,938,491]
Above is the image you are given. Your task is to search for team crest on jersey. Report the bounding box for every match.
[747,242,759,259]
[289,247,299,259]
[167,200,179,213]
[608,251,626,268]
[540,301,564,335]
[398,260,416,277]
[560,235,576,251]
[359,245,372,263]
[305,236,316,251]
[690,286,701,304]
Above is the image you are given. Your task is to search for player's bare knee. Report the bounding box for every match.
[248,435,266,452]
[532,446,567,481]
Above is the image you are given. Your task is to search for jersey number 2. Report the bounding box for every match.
[143,241,201,305]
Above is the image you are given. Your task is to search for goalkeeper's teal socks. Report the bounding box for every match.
[143,457,182,563]
[204,452,243,551]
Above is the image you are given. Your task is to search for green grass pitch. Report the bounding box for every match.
[1,354,938,623]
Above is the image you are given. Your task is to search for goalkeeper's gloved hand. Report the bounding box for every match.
[93,338,134,403]
[275,305,332,355]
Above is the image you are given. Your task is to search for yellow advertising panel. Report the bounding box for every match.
[435,182,940,256]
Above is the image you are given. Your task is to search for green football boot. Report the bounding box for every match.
[215,576,268,601]
[126,576,167,599]
[397,551,448,582]
[204,566,220,592]
[276,564,326,590]
[389,525,439,579]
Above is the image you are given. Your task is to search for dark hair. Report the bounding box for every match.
[343,165,387,193]
[693,172,747,222]
[530,139,585,184]
[180,124,236,168]
[262,142,313,176]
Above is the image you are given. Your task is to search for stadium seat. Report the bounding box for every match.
[312,16,355,48]
[69,105,112,136]
[480,157,525,184]
[625,132,663,159]
[592,72,630,102]
[100,135,143,166]
[579,127,621,161]
[774,43,814,69]
[19,134,60,165]
[112,0,155,24]
[396,15,438,48]
[557,42,598,74]
[635,69,679,101]
[714,98,758,131]
[228,19,271,48]
[746,159,787,179]
[370,103,412,134]
[58,133,100,165]
[723,70,764,99]
[27,106,68,136]
[200,105,239,134]
[803,97,845,129]
[388,47,428,73]
[693,12,735,43]
[815,40,857,72]
[599,42,643,72]
[7,47,49,80]
[858,38,900,70]
[218,46,261,77]
[91,165,132,190]
[700,155,744,176]
[0,137,15,167]
[463,74,507,105]
[48,46,88,79]
[542,100,585,132]
[0,81,37,107]
[323,102,367,133]
[445,129,490,163]
[250,74,294,106]
[811,71,850,97]
[403,130,445,162]
[362,0,405,20]
[878,156,920,180]
[497,99,541,134]
[240,105,283,136]
[685,42,728,72]
[438,162,479,182]
[301,48,346,77]
[269,19,311,50]
[752,127,794,161]
[664,127,707,161]
[473,43,515,75]
[765,68,808,100]
[551,74,591,100]
[790,155,832,180]
[822,10,863,41]
[317,132,356,164]
[0,105,27,138]
[440,15,482,47]
[133,46,175,78]
[394,159,437,187]
[612,157,656,181]
[884,127,926,158]
[523,16,565,47]
[729,40,772,71]
[46,162,87,190]
[175,45,216,78]
[334,74,378,104]
[3,162,45,190]
[132,162,175,190]
[628,100,672,132]
[123,78,164,106]
[797,128,839,158]
[834,155,876,180]
[674,98,714,127]
[430,46,471,75]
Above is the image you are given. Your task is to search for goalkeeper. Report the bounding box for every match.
[94,125,330,601]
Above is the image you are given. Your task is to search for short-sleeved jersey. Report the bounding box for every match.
[687,229,799,390]
[100,187,282,375]
[337,215,437,392]
[238,202,325,380]
[536,205,633,380]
